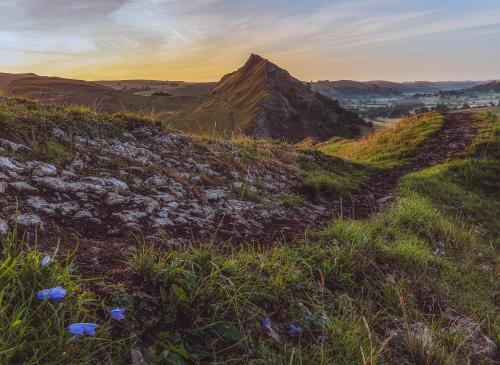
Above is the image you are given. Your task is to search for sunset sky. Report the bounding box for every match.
[1,0,499,82]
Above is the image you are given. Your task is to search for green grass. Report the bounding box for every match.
[319,112,445,169]
[0,226,129,364]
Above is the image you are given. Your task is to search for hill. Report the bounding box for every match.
[0,75,196,115]
[170,54,367,142]
[312,80,401,98]
[368,80,484,94]
[0,72,38,88]
[95,79,215,97]
[468,80,500,92]
[1,76,147,113]
[0,96,497,364]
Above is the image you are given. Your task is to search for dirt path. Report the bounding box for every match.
[338,112,477,219]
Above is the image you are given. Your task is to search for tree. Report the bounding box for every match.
[433,104,449,114]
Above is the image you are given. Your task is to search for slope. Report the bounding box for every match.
[1,76,148,113]
[170,54,367,142]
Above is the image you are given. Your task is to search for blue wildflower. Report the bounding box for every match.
[110,308,125,321]
[68,323,97,337]
[36,286,66,302]
[263,319,271,329]
[289,324,299,334]
[41,255,51,267]
[27,232,35,242]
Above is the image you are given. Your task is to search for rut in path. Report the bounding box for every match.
[338,112,477,220]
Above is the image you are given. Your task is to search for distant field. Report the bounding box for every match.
[451,105,500,117]
[95,79,215,97]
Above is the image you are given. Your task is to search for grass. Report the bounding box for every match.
[296,112,446,199]
[319,112,445,169]
[0,226,129,364]
[114,111,498,364]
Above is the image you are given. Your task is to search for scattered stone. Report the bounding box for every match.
[0,157,22,171]
[16,214,44,231]
[0,218,8,236]
[105,192,130,206]
[31,162,58,177]
[73,210,93,220]
[0,182,6,193]
[377,195,394,204]
[206,189,226,201]
[152,217,175,227]
[9,181,38,193]
[445,309,497,356]
[33,177,70,192]
[0,138,30,152]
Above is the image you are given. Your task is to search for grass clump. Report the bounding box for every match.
[0,227,128,364]
[279,194,308,208]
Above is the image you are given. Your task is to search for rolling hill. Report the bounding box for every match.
[0,72,38,88]
[368,80,484,94]
[468,80,500,92]
[0,75,195,115]
[0,75,147,112]
[170,54,367,142]
[312,80,486,98]
[312,80,401,98]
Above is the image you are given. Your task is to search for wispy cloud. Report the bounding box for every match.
[0,0,499,81]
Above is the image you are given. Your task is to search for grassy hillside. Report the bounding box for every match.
[0,76,195,116]
[0,101,497,364]
[169,55,367,142]
[1,76,147,113]
[0,72,38,88]
[319,112,445,169]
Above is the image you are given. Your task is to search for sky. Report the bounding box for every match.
[0,0,499,82]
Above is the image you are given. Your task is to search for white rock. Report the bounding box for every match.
[152,217,174,228]
[9,181,38,192]
[0,157,21,171]
[167,201,179,209]
[102,177,129,193]
[0,219,8,236]
[31,162,58,177]
[55,202,78,216]
[105,192,130,206]
[51,127,66,138]
[206,189,226,201]
[34,177,69,192]
[73,210,93,220]
[0,182,6,193]
[26,196,56,215]
[16,214,44,230]
[131,195,159,213]
[113,210,148,223]
[0,139,30,152]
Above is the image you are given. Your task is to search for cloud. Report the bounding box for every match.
[1,0,499,81]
